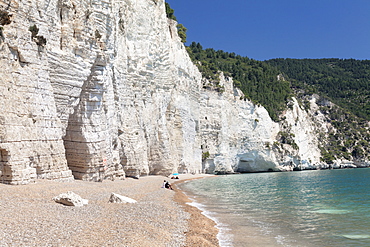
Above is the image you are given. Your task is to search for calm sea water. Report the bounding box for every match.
[179,169,370,247]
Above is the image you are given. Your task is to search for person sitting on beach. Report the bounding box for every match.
[164,181,173,190]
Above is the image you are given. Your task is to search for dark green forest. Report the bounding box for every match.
[266,58,370,163]
[267,58,370,121]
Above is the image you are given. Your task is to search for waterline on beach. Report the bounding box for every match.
[179,178,287,247]
[176,177,233,246]
[172,175,220,246]
[179,169,370,247]
[186,198,234,246]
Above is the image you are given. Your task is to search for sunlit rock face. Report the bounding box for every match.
[0,0,202,184]
[0,0,329,184]
[199,75,323,174]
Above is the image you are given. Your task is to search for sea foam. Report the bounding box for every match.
[310,209,350,214]
[342,235,370,239]
[186,200,234,246]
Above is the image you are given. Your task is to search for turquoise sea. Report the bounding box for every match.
[179,169,370,247]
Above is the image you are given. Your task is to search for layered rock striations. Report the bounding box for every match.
[0,0,343,184]
[0,0,202,184]
[199,75,324,174]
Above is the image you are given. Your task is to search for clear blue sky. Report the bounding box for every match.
[165,0,370,61]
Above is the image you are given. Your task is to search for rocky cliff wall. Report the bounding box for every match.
[0,0,202,184]
[199,75,324,174]
[1,0,330,185]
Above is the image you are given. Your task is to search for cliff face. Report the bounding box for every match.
[199,75,324,174]
[0,0,331,185]
[0,0,202,184]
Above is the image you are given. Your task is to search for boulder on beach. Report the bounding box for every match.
[53,191,89,207]
[108,193,137,204]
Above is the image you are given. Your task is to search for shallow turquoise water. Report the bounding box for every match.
[179,169,370,246]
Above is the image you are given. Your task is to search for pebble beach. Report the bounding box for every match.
[0,175,219,247]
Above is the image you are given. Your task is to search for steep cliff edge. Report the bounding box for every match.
[0,0,202,184]
[0,0,354,185]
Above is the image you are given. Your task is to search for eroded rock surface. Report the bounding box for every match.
[0,0,353,185]
[0,0,201,184]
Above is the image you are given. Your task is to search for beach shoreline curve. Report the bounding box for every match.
[172,174,220,247]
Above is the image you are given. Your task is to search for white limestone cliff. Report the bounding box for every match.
[0,0,332,184]
[199,74,325,174]
[0,0,202,184]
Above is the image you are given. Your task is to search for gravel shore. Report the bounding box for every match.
[0,175,219,247]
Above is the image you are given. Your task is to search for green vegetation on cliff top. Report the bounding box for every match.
[165,2,370,123]
[165,2,187,43]
[187,45,370,162]
[267,58,370,121]
[186,42,292,121]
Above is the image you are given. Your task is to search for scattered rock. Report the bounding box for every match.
[108,193,137,204]
[53,191,88,207]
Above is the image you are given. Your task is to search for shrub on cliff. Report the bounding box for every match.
[165,2,187,43]
[165,2,177,21]
[176,23,187,43]
[0,10,12,26]
[29,24,47,46]
[202,151,210,160]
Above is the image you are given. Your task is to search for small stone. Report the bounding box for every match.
[108,193,137,204]
[53,191,88,207]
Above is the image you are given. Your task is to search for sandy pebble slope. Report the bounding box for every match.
[0,175,219,247]
[0,176,189,247]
